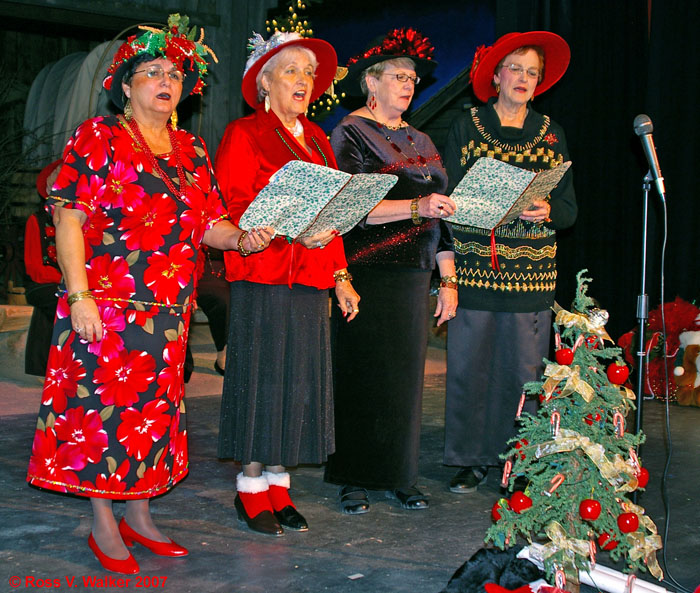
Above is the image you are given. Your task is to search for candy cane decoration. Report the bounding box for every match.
[629,447,640,471]
[548,473,565,494]
[614,412,625,437]
[626,574,637,593]
[555,332,562,350]
[516,391,526,418]
[589,539,597,568]
[550,410,561,437]
[501,459,512,487]
[555,568,566,589]
[574,334,585,351]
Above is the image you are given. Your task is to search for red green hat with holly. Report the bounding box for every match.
[103,13,218,109]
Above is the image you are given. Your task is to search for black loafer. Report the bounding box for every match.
[339,486,370,515]
[386,486,429,510]
[275,506,308,531]
[449,466,488,493]
[234,495,284,536]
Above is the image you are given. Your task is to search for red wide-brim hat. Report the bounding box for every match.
[241,34,338,109]
[470,31,570,103]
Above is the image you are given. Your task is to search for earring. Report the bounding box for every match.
[264,94,271,113]
[124,99,133,121]
[170,109,178,129]
[495,83,501,94]
[367,95,377,110]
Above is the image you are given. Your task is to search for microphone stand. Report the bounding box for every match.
[632,171,652,504]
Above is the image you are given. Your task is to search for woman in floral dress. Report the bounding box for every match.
[25,15,270,574]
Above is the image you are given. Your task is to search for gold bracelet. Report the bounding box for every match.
[441,275,458,284]
[237,231,251,257]
[410,197,422,225]
[333,270,353,283]
[67,290,94,306]
[439,281,458,290]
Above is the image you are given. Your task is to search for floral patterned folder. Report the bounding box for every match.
[239,161,397,238]
[446,157,571,230]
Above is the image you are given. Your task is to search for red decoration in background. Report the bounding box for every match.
[514,438,529,460]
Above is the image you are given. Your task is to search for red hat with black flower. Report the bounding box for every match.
[342,28,437,96]
[102,13,218,109]
[470,31,570,103]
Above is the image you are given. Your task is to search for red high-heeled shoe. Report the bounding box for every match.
[88,533,139,574]
[118,518,188,557]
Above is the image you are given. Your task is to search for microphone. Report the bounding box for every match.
[633,114,666,197]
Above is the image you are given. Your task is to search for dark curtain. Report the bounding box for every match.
[495,0,698,339]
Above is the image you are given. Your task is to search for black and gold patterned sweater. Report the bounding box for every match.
[444,98,577,312]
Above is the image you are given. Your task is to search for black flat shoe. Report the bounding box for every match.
[234,494,284,536]
[339,485,370,515]
[274,506,308,531]
[214,360,225,376]
[386,486,429,510]
[449,466,488,493]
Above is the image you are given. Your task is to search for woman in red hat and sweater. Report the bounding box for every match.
[443,31,577,493]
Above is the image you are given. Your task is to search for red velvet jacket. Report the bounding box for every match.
[215,106,347,289]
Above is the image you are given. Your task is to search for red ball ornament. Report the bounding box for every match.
[579,498,602,521]
[607,362,630,385]
[637,467,650,489]
[584,411,602,426]
[617,512,639,533]
[491,498,509,521]
[514,438,529,460]
[598,532,618,550]
[509,491,533,513]
[555,348,574,365]
[585,335,599,349]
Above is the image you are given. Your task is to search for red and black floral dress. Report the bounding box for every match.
[26,114,227,500]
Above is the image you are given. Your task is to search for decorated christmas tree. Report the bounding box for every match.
[485,271,663,587]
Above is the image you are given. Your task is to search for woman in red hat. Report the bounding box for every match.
[215,31,359,536]
[323,29,458,515]
[443,32,577,493]
[26,14,257,573]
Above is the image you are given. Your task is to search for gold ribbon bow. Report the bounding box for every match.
[535,429,638,492]
[543,364,595,402]
[540,521,591,582]
[553,304,612,343]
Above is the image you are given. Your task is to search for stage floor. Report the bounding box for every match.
[1,322,697,592]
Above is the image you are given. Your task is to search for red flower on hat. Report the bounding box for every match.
[347,27,434,65]
[469,44,491,83]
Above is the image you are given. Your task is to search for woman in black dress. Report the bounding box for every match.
[324,29,458,514]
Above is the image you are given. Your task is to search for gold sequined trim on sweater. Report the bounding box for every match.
[454,239,557,261]
[456,265,557,293]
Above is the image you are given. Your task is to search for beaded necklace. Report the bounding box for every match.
[364,107,432,181]
[125,117,188,200]
[275,128,329,167]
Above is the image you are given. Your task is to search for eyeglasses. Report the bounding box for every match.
[134,66,184,84]
[501,63,540,79]
[382,73,421,85]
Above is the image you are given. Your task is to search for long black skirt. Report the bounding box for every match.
[324,266,431,490]
[218,281,334,467]
[444,309,551,467]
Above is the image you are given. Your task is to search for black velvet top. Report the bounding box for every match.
[330,115,452,269]
[444,99,577,312]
